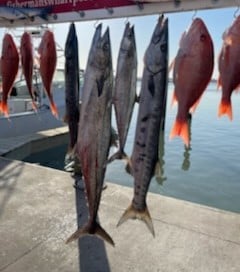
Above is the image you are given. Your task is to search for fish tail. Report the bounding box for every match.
[66,222,115,246]
[0,101,9,118]
[117,203,155,237]
[218,99,232,120]
[108,150,128,163]
[170,119,189,147]
[48,96,58,118]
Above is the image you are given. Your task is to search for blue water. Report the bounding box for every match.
[24,81,240,213]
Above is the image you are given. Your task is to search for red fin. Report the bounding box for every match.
[217,76,222,90]
[0,101,9,118]
[189,95,202,114]
[171,91,177,107]
[170,119,189,147]
[49,98,58,118]
[218,100,232,120]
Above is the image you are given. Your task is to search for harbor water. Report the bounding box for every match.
[24,81,240,213]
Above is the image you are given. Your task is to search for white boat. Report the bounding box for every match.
[0,68,67,138]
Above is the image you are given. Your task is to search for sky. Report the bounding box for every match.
[0,6,239,80]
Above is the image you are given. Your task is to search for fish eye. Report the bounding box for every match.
[200,34,206,41]
[103,43,109,51]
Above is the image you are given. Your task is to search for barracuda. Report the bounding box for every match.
[117,15,168,236]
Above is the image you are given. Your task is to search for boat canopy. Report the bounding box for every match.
[0,0,238,27]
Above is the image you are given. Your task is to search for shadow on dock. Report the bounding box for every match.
[72,176,111,272]
[0,157,24,219]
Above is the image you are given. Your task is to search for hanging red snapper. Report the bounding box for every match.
[0,33,19,117]
[38,30,58,117]
[170,18,214,146]
[20,32,37,110]
[218,15,240,120]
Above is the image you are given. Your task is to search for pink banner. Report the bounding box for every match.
[3,0,138,13]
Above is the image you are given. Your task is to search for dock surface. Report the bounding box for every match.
[0,156,240,272]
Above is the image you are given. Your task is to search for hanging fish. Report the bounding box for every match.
[109,22,137,163]
[66,25,114,246]
[117,15,169,237]
[218,15,240,120]
[38,30,58,117]
[170,18,214,147]
[0,33,19,117]
[64,23,80,161]
[20,31,37,110]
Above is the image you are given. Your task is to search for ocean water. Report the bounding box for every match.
[24,81,240,213]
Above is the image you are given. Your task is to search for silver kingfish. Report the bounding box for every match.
[66,26,114,246]
[117,15,169,236]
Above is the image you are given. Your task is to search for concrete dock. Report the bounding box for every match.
[0,156,240,272]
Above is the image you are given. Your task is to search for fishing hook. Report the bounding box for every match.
[234,1,240,18]
[192,10,197,20]
[93,20,99,28]
[124,17,129,25]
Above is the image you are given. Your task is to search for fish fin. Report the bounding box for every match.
[66,222,115,246]
[171,91,177,107]
[218,100,232,120]
[168,58,175,73]
[117,203,155,237]
[125,157,133,176]
[110,126,119,147]
[48,95,58,118]
[189,95,202,114]
[135,93,140,103]
[217,77,222,90]
[0,101,9,118]
[108,150,128,163]
[170,119,190,147]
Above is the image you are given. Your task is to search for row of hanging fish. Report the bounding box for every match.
[0,29,58,117]
[64,15,168,246]
[64,14,240,245]
[170,15,240,147]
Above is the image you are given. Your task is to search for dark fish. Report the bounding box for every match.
[66,26,114,246]
[109,22,137,163]
[0,33,19,117]
[117,15,169,236]
[64,23,80,159]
